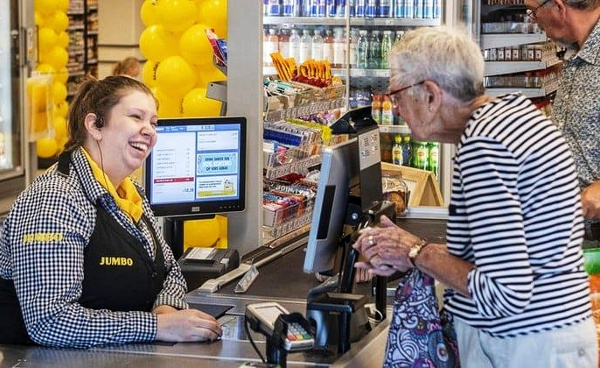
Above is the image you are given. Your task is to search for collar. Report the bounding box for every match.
[571,18,600,65]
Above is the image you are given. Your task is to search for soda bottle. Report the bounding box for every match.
[263,29,279,67]
[279,29,290,59]
[356,30,369,69]
[368,30,381,69]
[412,141,429,170]
[299,29,312,64]
[401,135,412,166]
[380,30,392,68]
[289,29,301,61]
[381,94,394,125]
[392,134,403,165]
[428,142,439,177]
[371,93,382,124]
[312,29,324,61]
[322,29,334,64]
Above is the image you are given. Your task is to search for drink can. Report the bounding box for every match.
[355,0,366,17]
[337,0,347,17]
[423,0,433,18]
[317,0,327,16]
[348,0,356,17]
[393,0,404,18]
[365,0,377,18]
[405,0,414,18]
[379,0,391,17]
[433,0,441,19]
[327,0,336,17]
[414,0,424,19]
[282,0,295,16]
[267,0,282,16]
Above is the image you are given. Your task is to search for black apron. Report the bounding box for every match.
[0,151,166,344]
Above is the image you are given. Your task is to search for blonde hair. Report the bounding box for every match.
[112,57,140,77]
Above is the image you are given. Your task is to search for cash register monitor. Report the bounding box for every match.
[144,116,247,217]
[303,138,361,274]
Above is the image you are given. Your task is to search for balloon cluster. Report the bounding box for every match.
[140,0,228,118]
[34,0,71,159]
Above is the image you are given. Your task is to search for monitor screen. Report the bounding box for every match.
[303,138,361,274]
[144,116,247,218]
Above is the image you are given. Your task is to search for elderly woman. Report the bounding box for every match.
[354,26,597,368]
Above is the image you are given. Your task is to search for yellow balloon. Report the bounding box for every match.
[55,67,69,84]
[179,23,215,67]
[46,11,69,33]
[181,87,221,117]
[140,0,159,27]
[152,87,181,118]
[56,0,69,12]
[52,82,67,104]
[155,56,197,97]
[139,25,179,62]
[38,27,58,53]
[56,31,70,48]
[36,137,58,158]
[35,0,58,16]
[36,63,56,75]
[35,12,45,27]
[156,0,198,33]
[41,46,69,69]
[53,116,68,139]
[55,101,69,118]
[197,0,228,37]
[196,65,226,87]
[183,217,221,248]
[142,60,159,87]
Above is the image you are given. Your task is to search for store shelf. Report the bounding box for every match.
[484,57,561,76]
[481,33,546,49]
[264,16,441,27]
[486,84,558,99]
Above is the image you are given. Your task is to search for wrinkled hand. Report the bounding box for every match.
[353,215,420,274]
[582,181,600,219]
[155,308,222,343]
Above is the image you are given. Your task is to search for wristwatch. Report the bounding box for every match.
[408,238,429,267]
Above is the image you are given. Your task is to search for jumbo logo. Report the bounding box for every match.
[99,257,134,266]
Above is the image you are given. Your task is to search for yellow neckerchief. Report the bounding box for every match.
[82,148,144,222]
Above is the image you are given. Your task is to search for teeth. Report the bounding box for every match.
[130,142,148,151]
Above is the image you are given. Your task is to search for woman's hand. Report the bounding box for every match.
[155,308,222,342]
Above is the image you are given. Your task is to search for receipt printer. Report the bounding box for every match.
[178,248,239,291]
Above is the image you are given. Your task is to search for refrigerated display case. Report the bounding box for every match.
[0,0,34,214]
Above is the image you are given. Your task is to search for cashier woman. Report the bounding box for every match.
[0,76,222,347]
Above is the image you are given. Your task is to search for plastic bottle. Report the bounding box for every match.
[368,30,381,69]
[356,29,369,69]
[428,142,439,177]
[371,93,382,124]
[289,29,301,62]
[322,29,334,64]
[312,29,324,61]
[263,29,279,67]
[279,29,290,59]
[349,28,358,68]
[401,135,412,166]
[412,141,429,170]
[380,30,393,69]
[299,29,312,64]
[333,27,346,68]
[381,94,394,125]
[392,135,403,165]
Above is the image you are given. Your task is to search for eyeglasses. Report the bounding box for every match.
[386,81,425,107]
[526,0,551,20]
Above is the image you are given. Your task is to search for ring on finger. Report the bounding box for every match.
[368,235,375,246]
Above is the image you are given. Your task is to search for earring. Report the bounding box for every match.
[94,134,101,140]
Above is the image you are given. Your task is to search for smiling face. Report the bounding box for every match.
[90,90,158,185]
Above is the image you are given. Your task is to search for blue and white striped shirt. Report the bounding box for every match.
[444,93,592,337]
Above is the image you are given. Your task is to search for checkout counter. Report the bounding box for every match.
[0,214,447,368]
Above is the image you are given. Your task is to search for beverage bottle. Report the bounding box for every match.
[392,134,403,165]
[412,141,429,170]
[333,27,346,68]
[368,30,381,69]
[380,30,392,68]
[401,135,412,166]
[379,0,392,17]
[395,29,405,44]
[381,94,394,125]
[263,29,279,67]
[365,0,377,18]
[279,29,290,59]
[371,93,382,124]
[299,29,312,64]
[289,29,301,61]
[311,29,324,61]
[428,141,439,177]
[322,29,334,64]
[349,28,359,68]
[356,29,369,69]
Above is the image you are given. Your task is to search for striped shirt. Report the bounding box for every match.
[0,148,188,348]
[443,93,592,338]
